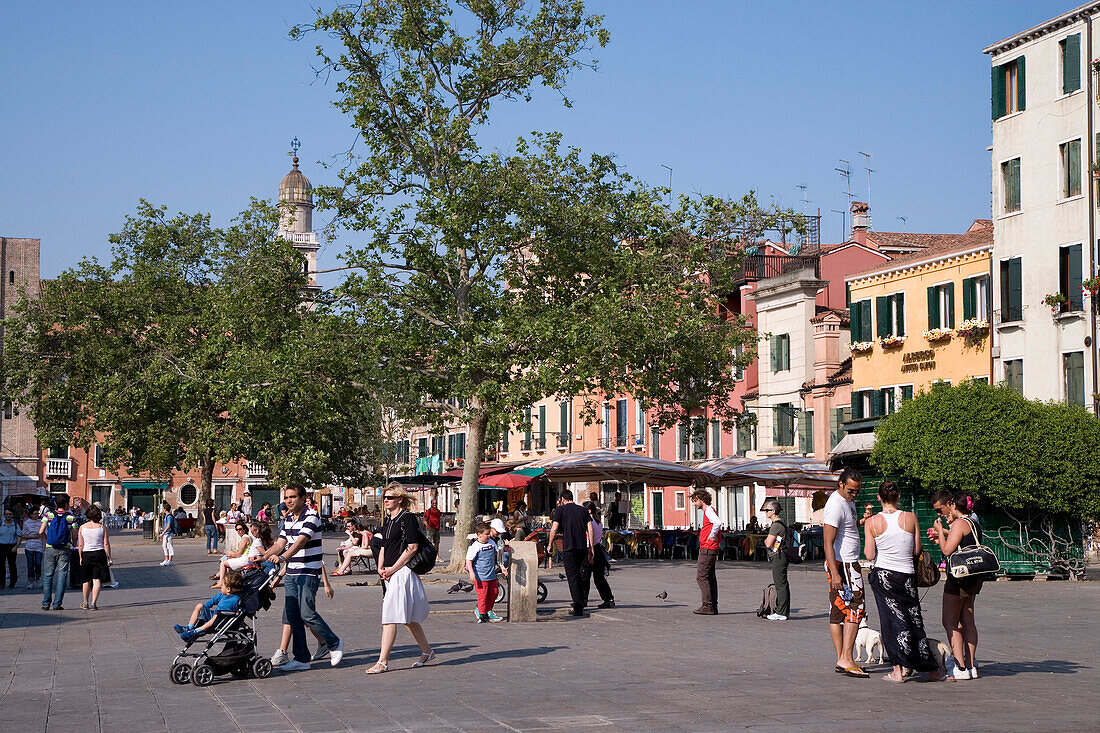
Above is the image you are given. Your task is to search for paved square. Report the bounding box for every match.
[1,531,1097,732]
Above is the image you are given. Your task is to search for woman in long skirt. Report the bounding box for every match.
[864,482,943,682]
[367,485,434,674]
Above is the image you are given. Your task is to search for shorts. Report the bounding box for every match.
[162,535,175,557]
[825,561,865,624]
[944,575,983,598]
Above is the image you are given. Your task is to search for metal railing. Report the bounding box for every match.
[556,432,570,448]
[732,253,820,283]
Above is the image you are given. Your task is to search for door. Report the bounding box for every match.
[727,486,746,530]
[90,485,110,509]
[214,484,234,514]
[128,491,156,514]
[651,490,663,529]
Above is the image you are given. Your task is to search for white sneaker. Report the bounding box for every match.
[164,560,173,566]
[766,613,788,621]
[106,581,120,589]
[270,649,289,666]
[159,561,168,566]
[951,664,970,680]
[968,667,978,679]
[278,659,310,672]
[329,638,344,667]
[310,645,329,662]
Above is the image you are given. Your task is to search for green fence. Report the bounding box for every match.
[855,476,1083,577]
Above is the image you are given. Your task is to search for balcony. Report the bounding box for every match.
[732,253,820,284]
[556,432,570,448]
[520,438,533,452]
[45,458,73,478]
[533,436,547,451]
[628,433,646,451]
[246,461,268,478]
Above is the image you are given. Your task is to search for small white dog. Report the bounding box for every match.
[854,618,883,664]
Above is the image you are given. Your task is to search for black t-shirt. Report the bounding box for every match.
[552,503,591,551]
[202,507,216,525]
[378,510,419,569]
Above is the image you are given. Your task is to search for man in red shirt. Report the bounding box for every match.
[424,498,442,550]
[692,489,722,615]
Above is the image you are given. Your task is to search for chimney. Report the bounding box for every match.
[850,201,869,245]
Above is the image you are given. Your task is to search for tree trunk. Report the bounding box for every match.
[199,450,215,507]
[445,405,489,573]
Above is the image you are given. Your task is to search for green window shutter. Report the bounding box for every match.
[1069,243,1083,310]
[927,286,940,329]
[1064,34,1081,94]
[901,385,914,402]
[895,293,905,336]
[850,394,864,421]
[769,336,778,372]
[1009,258,1023,321]
[870,391,885,417]
[1066,352,1085,406]
[963,277,977,320]
[1016,56,1026,111]
[992,63,1006,120]
[1009,158,1020,211]
[945,282,956,328]
[829,409,840,449]
[861,300,872,341]
[876,296,890,338]
[850,301,862,341]
[1070,140,1082,196]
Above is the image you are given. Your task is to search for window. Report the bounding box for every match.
[709,419,721,459]
[770,334,790,372]
[849,299,872,342]
[877,388,896,416]
[963,275,991,321]
[523,424,533,451]
[500,429,509,453]
[2,402,11,420]
[650,426,661,459]
[850,390,871,420]
[798,410,814,454]
[446,432,466,460]
[900,385,914,403]
[179,484,197,505]
[732,345,745,382]
[1000,257,1023,322]
[927,283,955,329]
[49,482,67,495]
[1065,352,1085,406]
[1059,244,1083,311]
[93,445,104,468]
[773,404,795,447]
[395,440,409,464]
[736,420,756,457]
[677,423,689,461]
[691,416,706,460]
[1004,359,1024,393]
[830,406,849,449]
[1001,158,1021,213]
[1061,34,1081,94]
[876,293,905,337]
[430,435,443,457]
[615,399,627,448]
[675,491,686,510]
[47,446,67,459]
[602,402,611,445]
[558,400,570,447]
[636,400,645,443]
[1060,139,1082,198]
[537,405,546,449]
[417,437,429,459]
[7,271,12,285]
[992,56,1024,120]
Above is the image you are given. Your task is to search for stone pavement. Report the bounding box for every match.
[0,531,1097,732]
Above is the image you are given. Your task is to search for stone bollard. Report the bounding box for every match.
[507,540,539,622]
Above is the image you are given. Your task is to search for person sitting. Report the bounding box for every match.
[332,523,373,576]
[746,515,763,533]
[175,570,244,641]
[336,519,362,566]
[210,522,267,586]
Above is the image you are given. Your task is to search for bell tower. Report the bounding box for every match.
[277,137,319,288]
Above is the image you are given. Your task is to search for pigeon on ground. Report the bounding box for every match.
[447,582,464,594]
[558,573,566,580]
[656,591,668,600]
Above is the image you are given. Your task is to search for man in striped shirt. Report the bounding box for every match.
[262,484,343,671]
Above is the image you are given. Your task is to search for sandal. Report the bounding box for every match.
[332,570,348,576]
[412,651,436,668]
[842,667,869,678]
[366,662,389,674]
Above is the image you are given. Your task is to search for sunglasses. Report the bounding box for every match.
[383,496,399,501]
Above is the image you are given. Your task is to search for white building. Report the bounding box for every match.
[985,2,1100,408]
[278,149,320,289]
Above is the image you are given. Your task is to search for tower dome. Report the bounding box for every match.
[278,155,314,233]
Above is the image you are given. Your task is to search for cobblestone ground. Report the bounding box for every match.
[0,530,1097,732]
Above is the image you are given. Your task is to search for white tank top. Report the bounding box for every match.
[81,524,105,552]
[872,511,914,574]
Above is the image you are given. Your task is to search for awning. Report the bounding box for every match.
[829,432,876,458]
[479,467,545,489]
[439,462,530,479]
[122,481,170,491]
[524,449,709,486]
[699,454,838,489]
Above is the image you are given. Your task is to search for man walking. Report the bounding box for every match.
[424,498,442,552]
[40,494,75,610]
[823,467,867,677]
[546,489,593,617]
[263,484,344,671]
[691,489,721,615]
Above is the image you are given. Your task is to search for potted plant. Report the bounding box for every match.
[923,327,953,343]
[1082,276,1100,297]
[955,318,990,340]
[1043,292,1068,314]
[879,335,905,348]
[847,340,874,354]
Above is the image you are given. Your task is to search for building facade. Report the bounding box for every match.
[986,3,1100,408]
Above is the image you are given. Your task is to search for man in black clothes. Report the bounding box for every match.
[547,489,594,616]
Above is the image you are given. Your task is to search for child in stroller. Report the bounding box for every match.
[169,562,280,687]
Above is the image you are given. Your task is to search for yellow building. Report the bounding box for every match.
[845,221,994,418]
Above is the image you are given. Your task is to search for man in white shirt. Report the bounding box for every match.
[823,467,866,677]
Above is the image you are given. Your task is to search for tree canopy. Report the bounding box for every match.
[2,201,384,501]
[299,0,798,569]
[871,381,1100,519]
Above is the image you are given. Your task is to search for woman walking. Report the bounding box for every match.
[931,490,983,680]
[201,500,219,555]
[864,482,943,682]
[78,504,112,610]
[367,485,433,674]
[583,501,615,609]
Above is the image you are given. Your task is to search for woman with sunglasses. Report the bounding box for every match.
[761,500,790,621]
[931,490,982,680]
[367,485,434,674]
[209,522,251,583]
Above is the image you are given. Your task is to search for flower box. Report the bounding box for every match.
[879,335,905,348]
[923,328,953,343]
[955,318,990,340]
[847,341,874,354]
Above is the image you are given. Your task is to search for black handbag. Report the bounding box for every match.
[915,549,940,587]
[381,511,436,575]
[945,517,1000,580]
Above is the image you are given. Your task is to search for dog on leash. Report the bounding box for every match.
[900,638,955,677]
[854,618,884,664]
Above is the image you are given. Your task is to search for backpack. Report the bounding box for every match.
[166,513,180,535]
[756,583,777,618]
[775,521,803,564]
[45,511,72,548]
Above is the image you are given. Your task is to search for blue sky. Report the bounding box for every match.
[1,0,1072,279]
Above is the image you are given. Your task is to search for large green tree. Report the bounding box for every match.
[2,201,384,503]
[871,381,1100,519]
[300,0,794,570]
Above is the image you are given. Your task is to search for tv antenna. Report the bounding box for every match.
[896,216,907,232]
[830,208,846,242]
[835,159,852,238]
[859,151,875,228]
[660,164,673,207]
[796,184,809,215]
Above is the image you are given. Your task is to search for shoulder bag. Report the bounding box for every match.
[915,548,940,587]
[945,517,1000,580]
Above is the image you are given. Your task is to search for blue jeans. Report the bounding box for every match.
[204,524,218,551]
[283,574,339,663]
[42,546,70,607]
[25,549,42,582]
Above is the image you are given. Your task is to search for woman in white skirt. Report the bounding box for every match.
[367,485,434,674]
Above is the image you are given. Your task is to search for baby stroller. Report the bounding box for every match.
[169,562,280,687]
